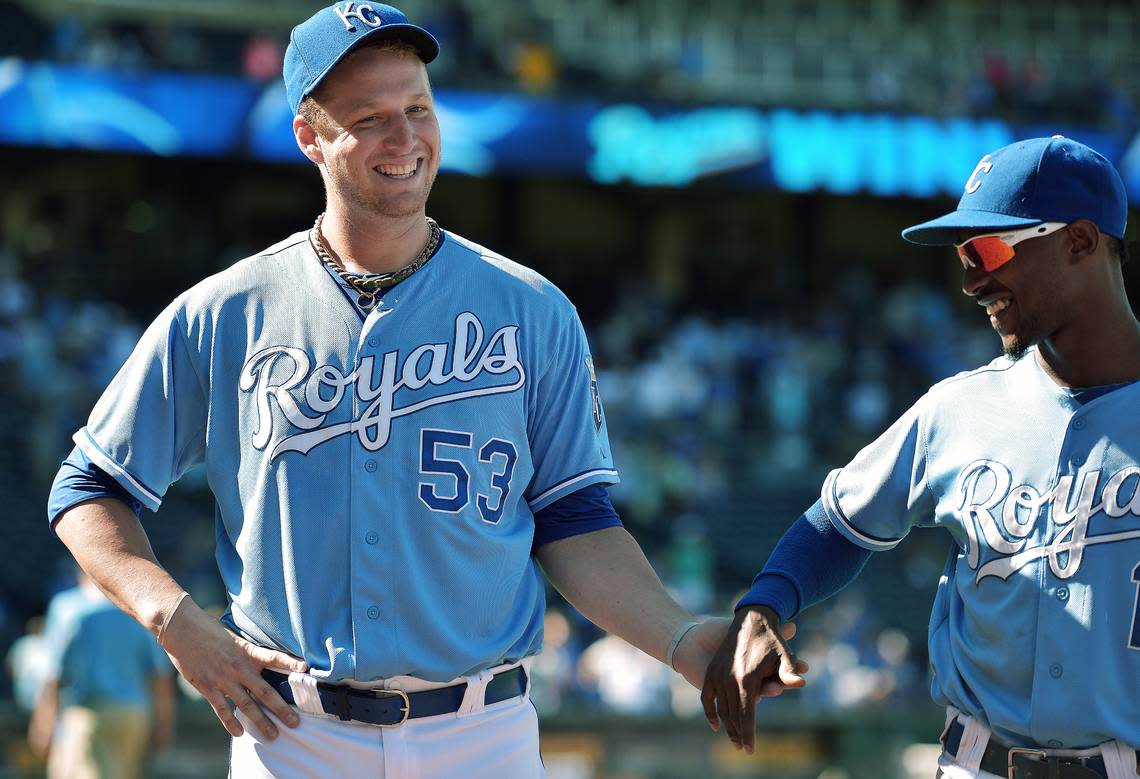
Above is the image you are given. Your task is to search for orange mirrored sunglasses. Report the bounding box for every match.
[955,222,1068,272]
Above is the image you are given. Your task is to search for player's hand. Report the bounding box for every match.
[700,605,808,754]
[159,597,308,740]
[671,617,731,689]
[672,616,800,693]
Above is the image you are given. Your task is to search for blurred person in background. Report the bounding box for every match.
[43,3,779,777]
[6,616,50,713]
[27,569,174,779]
[703,137,1140,779]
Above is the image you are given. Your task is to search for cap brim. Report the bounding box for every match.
[363,23,440,64]
[901,210,1043,246]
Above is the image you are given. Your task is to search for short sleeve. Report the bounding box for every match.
[72,301,208,512]
[821,395,935,551]
[40,595,75,681]
[525,312,619,512]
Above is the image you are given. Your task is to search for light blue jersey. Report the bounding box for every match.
[72,229,618,683]
[44,586,169,709]
[822,348,1140,748]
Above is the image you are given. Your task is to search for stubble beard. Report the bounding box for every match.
[1000,312,1045,362]
[1002,338,1030,361]
[329,165,437,219]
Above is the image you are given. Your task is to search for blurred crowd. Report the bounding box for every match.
[0,2,549,95]
[1,0,1138,127]
[595,274,997,525]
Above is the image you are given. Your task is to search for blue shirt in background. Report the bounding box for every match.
[44,586,170,709]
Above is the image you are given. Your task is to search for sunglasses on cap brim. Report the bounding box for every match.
[955,222,1068,272]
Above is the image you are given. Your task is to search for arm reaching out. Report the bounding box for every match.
[53,498,308,740]
[536,527,706,685]
[535,526,801,690]
[701,502,871,753]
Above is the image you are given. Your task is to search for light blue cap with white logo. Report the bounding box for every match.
[902,136,1128,246]
[284,2,439,115]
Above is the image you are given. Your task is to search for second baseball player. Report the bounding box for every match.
[703,136,1140,779]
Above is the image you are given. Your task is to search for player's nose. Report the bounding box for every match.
[961,263,989,297]
[382,115,415,152]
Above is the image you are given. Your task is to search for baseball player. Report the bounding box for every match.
[44,4,748,777]
[28,569,175,779]
[701,137,1140,779]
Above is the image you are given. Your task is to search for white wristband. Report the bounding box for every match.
[666,620,701,672]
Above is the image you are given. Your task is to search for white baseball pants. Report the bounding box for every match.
[229,663,543,779]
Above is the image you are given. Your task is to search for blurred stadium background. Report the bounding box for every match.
[1,0,1138,777]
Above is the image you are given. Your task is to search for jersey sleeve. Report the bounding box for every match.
[72,300,208,513]
[40,594,76,682]
[47,445,143,527]
[525,311,619,512]
[821,395,935,550]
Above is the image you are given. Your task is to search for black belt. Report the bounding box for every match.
[943,719,1137,779]
[262,666,527,727]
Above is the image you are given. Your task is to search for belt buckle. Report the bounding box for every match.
[375,688,411,727]
[1007,747,1047,779]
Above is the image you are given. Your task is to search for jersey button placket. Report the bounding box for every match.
[349,330,380,671]
[354,315,398,677]
[1048,663,1063,679]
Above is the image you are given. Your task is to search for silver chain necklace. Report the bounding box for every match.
[309,213,441,310]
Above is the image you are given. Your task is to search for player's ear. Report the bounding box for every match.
[1065,220,1099,263]
[294,115,325,165]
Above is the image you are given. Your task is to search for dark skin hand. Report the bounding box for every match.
[701,605,808,754]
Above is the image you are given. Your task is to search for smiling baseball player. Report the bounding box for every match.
[702,137,1140,779]
[45,4,737,777]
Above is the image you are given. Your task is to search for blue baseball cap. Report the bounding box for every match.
[284,2,439,115]
[902,136,1128,246]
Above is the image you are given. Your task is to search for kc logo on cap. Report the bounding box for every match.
[902,136,1128,246]
[334,2,387,33]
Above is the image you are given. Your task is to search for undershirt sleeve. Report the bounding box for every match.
[47,445,143,529]
[735,499,873,622]
[532,483,623,552]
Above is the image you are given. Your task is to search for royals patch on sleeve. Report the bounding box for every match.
[585,357,602,431]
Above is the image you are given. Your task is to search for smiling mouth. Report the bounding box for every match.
[983,298,1011,316]
[375,159,420,179]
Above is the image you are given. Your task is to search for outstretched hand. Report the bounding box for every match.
[699,605,809,753]
[670,617,732,689]
[160,597,308,740]
[671,615,802,694]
